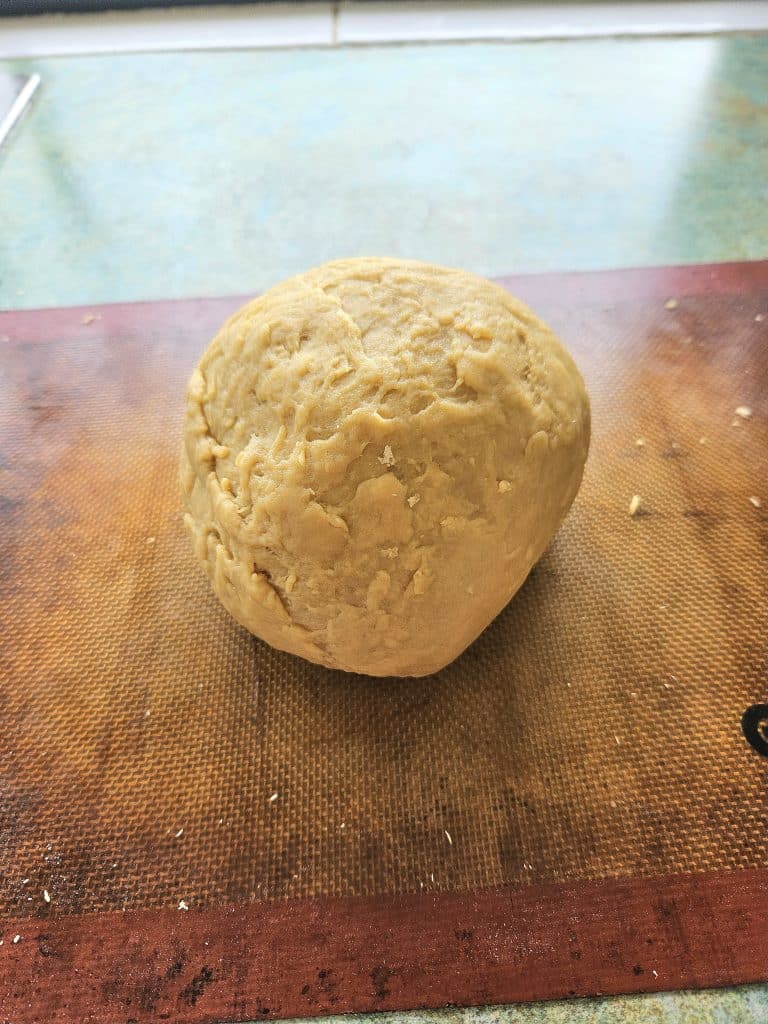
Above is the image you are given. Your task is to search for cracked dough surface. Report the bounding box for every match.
[181,258,590,677]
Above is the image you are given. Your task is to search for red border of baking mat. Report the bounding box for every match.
[1,261,767,1024]
[1,870,767,1023]
[3,258,768,342]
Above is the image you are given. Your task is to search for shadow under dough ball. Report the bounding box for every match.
[181,258,590,677]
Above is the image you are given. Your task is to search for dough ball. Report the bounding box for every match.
[181,258,590,677]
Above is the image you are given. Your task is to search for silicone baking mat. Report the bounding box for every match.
[0,262,766,1023]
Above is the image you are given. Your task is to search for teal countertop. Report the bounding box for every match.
[1,29,766,1024]
[1,34,767,310]
[290,988,768,1024]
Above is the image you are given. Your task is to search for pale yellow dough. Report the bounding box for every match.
[181,258,590,677]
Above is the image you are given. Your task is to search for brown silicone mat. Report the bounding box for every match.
[1,261,767,1023]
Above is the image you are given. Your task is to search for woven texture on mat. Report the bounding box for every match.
[0,287,766,920]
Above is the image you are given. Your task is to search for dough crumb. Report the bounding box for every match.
[407,494,420,508]
[498,480,512,493]
[178,899,189,911]
[81,313,101,325]
[735,406,753,419]
[13,935,20,944]
[412,568,430,596]
[268,792,279,803]
[444,830,453,845]
[382,547,399,559]
[378,444,396,467]
[629,495,642,517]
[146,535,156,545]
[664,298,678,310]
[755,313,765,323]
[699,437,707,445]
[635,438,645,448]
[43,889,50,903]
[749,496,762,508]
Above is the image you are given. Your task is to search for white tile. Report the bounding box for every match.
[0,3,333,59]
[2,0,767,60]
[337,1,768,44]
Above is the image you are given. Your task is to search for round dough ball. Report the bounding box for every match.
[181,258,589,677]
